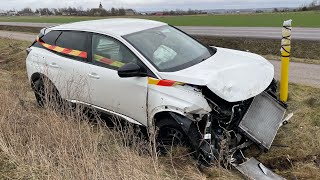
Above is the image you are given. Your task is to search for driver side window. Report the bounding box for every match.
[92,34,138,70]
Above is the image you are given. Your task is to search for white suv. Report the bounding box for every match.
[26,19,288,170]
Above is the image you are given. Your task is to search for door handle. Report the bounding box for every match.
[49,62,60,68]
[88,73,100,79]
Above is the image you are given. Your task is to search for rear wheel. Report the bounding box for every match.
[32,77,62,108]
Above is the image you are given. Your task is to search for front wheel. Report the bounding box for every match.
[156,117,187,152]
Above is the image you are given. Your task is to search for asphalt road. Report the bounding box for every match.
[0,22,59,28]
[177,26,320,41]
[1,22,320,40]
[0,30,36,42]
[0,30,319,88]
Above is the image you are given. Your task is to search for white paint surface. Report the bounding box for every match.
[159,47,274,102]
[50,18,166,37]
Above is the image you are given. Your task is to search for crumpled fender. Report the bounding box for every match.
[147,84,211,127]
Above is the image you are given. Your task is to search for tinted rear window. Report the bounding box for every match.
[56,31,88,52]
[41,31,61,45]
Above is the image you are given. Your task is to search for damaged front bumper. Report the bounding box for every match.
[166,89,291,179]
[196,92,290,179]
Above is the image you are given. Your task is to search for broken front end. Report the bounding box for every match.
[184,80,288,177]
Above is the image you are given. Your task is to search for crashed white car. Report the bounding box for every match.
[26,19,288,178]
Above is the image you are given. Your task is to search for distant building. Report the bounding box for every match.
[125,9,135,16]
[0,10,7,16]
[8,11,18,16]
[90,2,107,16]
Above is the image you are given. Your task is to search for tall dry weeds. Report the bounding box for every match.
[0,79,165,179]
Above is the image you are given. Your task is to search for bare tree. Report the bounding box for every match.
[118,8,126,16]
[19,7,33,15]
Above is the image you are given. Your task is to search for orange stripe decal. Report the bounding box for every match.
[37,37,87,59]
[148,77,184,87]
[93,54,125,68]
[157,79,175,86]
[78,51,87,58]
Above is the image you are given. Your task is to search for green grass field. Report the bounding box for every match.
[0,11,319,27]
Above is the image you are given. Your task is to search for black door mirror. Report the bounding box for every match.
[118,63,147,78]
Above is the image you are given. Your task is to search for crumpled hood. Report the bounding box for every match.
[158,47,274,102]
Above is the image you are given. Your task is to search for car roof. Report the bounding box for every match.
[49,18,167,37]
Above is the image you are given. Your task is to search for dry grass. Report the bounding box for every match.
[261,84,320,179]
[0,37,319,179]
[0,25,41,34]
[0,93,159,179]
[246,84,320,179]
[264,54,320,65]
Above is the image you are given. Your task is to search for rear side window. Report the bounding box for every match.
[41,31,61,45]
[34,30,89,61]
[52,31,90,60]
[56,31,88,52]
[32,30,61,48]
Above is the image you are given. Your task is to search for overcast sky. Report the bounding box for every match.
[0,0,314,11]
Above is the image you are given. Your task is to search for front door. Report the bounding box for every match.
[85,34,148,125]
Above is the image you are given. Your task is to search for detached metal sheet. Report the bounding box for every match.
[239,92,286,150]
[234,158,285,180]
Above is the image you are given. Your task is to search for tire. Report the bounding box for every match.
[32,77,62,108]
[156,116,187,153]
[156,115,215,166]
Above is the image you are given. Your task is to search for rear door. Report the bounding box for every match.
[53,31,91,102]
[35,30,90,101]
[28,31,62,80]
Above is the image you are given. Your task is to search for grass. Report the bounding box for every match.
[0,37,320,179]
[197,36,320,62]
[0,11,320,27]
[253,83,320,179]
[0,25,41,34]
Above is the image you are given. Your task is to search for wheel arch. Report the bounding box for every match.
[149,107,190,127]
[30,72,59,94]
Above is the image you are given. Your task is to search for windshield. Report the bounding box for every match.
[123,25,215,72]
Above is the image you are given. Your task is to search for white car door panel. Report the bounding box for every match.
[86,64,148,125]
[85,34,148,125]
[34,48,76,100]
